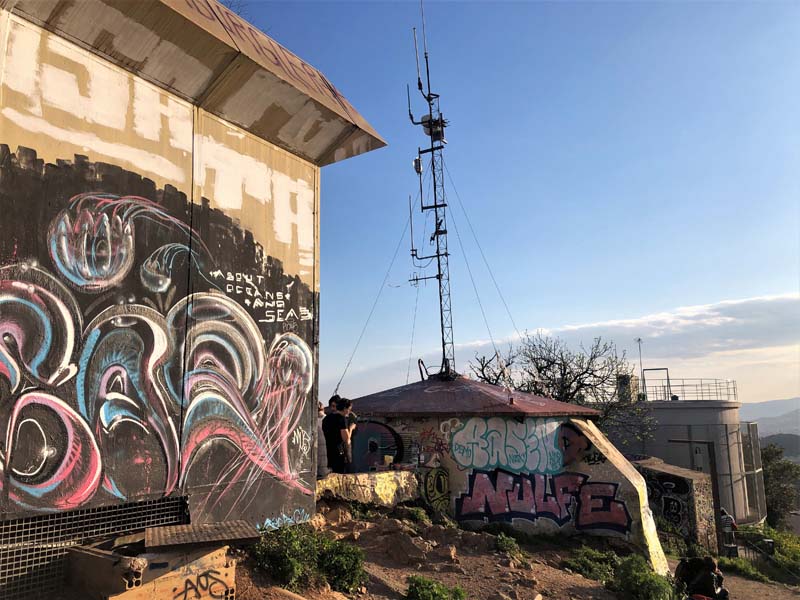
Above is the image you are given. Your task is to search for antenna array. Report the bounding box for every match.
[407,5,454,378]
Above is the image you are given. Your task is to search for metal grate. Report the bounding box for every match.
[145,520,258,549]
[0,496,189,600]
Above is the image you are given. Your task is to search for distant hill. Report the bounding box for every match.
[739,397,800,421]
[761,433,800,462]
[750,408,800,437]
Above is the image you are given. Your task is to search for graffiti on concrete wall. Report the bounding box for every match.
[449,417,607,476]
[640,469,693,538]
[0,148,317,523]
[450,417,563,474]
[455,469,632,534]
[421,467,450,513]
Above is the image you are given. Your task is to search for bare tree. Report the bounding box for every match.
[219,0,249,18]
[472,333,654,447]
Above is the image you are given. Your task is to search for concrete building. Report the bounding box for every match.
[614,378,767,526]
[352,375,669,575]
[0,1,383,596]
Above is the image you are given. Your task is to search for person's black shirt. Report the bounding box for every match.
[322,412,348,473]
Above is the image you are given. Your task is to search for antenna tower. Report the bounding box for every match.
[407,3,454,378]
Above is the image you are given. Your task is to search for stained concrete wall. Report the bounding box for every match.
[370,415,668,574]
[633,457,717,553]
[0,8,325,527]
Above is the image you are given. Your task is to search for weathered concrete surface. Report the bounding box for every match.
[572,419,669,575]
[354,411,668,577]
[316,472,419,507]
[632,456,717,553]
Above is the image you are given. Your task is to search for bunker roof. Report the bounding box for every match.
[352,375,600,419]
[4,0,385,166]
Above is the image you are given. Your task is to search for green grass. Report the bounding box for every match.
[561,545,621,583]
[610,554,681,600]
[718,557,771,583]
[405,575,466,600]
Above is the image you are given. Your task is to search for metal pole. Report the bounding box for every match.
[635,337,644,398]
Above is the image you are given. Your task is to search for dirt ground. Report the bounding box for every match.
[52,502,800,600]
[236,505,800,600]
[236,504,622,600]
[665,559,800,600]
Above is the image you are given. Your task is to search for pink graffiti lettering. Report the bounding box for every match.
[577,482,631,531]
[457,470,632,534]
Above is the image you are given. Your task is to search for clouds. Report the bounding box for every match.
[550,293,800,360]
[324,293,800,403]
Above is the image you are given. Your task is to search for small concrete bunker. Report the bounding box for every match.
[353,375,668,574]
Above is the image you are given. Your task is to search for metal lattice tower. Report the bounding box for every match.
[408,20,455,377]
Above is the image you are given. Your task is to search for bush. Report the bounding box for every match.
[252,524,366,593]
[318,538,367,593]
[718,557,770,583]
[397,505,432,524]
[349,501,380,520]
[405,575,466,600]
[496,532,521,556]
[610,554,679,600]
[561,545,620,583]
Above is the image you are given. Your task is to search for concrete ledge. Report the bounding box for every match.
[316,472,419,507]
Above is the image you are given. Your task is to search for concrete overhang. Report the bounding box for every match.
[1,0,386,166]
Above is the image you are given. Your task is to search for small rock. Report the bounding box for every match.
[382,530,428,565]
[327,507,352,526]
[533,595,543,600]
[358,586,367,594]
[376,518,406,534]
[432,544,458,562]
[308,513,327,530]
[499,557,517,569]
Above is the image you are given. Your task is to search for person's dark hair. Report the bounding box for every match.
[328,394,341,407]
[336,397,352,411]
[720,508,728,516]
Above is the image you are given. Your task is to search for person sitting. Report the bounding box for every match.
[674,556,729,600]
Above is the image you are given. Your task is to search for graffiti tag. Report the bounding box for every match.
[450,417,563,474]
[422,467,450,513]
[172,569,229,600]
[261,508,311,531]
[456,469,632,534]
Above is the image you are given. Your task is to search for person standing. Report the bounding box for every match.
[322,397,352,474]
[316,401,329,479]
[720,508,737,546]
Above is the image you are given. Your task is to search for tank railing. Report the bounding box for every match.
[642,378,738,402]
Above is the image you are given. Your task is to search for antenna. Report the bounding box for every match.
[407,2,455,378]
[413,28,422,91]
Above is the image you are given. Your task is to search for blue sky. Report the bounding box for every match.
[247,1,799,403]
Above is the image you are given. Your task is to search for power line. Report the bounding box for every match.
[443,160,523,342]
[448,206,499,363]
[406,283,420,384]
[334,215,410,395]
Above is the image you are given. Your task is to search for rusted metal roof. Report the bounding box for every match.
[352,376,600,418]
[3,0,385,166]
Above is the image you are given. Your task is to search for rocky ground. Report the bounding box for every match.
[50,500,800,599]
[237,501,620,600]
[236,501,800,600]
